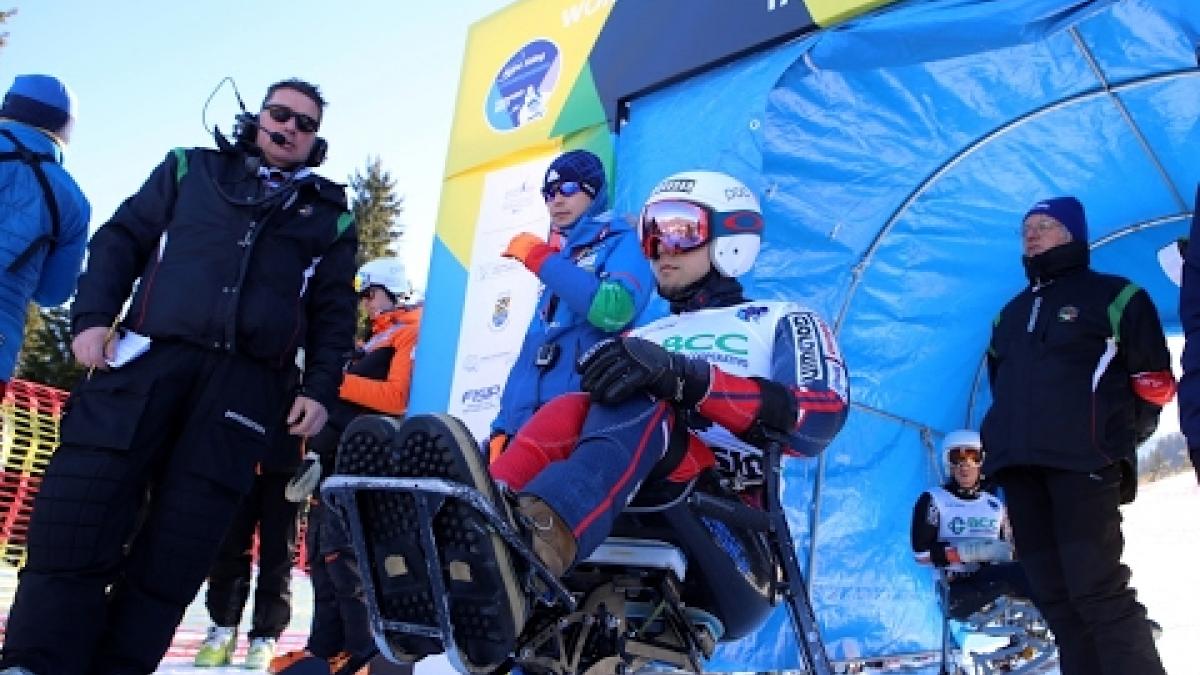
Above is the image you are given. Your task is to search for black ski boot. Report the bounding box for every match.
[337,413,528,673]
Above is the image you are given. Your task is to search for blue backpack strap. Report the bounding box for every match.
[0,129,61,273]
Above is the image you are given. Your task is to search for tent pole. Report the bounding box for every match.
[1068,27,1190,212]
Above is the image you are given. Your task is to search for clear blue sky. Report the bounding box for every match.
[2,0,513,289]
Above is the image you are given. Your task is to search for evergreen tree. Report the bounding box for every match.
[16,305,85,391]
[348,156,405,266]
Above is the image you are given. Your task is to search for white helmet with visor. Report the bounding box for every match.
[355,257,411,300]
[941,429,984,474]
[639,171,764,278]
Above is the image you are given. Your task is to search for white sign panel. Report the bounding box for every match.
[447,154,556,441]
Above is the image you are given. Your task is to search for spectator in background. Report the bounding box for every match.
[194,390,304,669]
[910,429,1030,621]
[0,74,90,396]
[1175,184,1200,482]
[269,256,422,675]
[981,196,1174,675]
[487,149,652,461]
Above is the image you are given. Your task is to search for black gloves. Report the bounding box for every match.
[578,337,711,406]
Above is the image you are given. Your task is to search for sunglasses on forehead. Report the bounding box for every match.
[541,180,586,202]
[262,103,320,133]
[947,446,983,465]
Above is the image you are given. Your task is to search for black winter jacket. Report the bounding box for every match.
[71,147,358,408]
[981,240,1171,478]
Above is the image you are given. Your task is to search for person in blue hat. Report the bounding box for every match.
[0,74,90,395]
[486,149,653,460]
[981,195,1173,675]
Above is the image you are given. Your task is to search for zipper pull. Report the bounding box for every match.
[1026,296,1042,333]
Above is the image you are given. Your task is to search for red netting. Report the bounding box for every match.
[0,378,310,572]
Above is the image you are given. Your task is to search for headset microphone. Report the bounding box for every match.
[203,77,328,168]
[236,113,287,146]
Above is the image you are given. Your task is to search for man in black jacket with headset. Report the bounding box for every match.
[0,79,358,675]
[981,196,1173,675]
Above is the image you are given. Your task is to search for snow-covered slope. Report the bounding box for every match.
[124,471,1200,674]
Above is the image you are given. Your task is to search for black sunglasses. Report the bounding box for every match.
[262,103,320,133]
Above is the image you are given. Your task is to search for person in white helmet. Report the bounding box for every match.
[910,430,1031,621]
[337,171,849,672]
[269,257,422,675]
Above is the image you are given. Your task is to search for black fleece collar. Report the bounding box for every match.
[665,269,747,314]
[944,480,981,499]
[1023,239,1090,287]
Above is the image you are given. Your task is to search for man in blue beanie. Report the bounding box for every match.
[0,74,90,396]
[485,148,653,460]
[981,195,1173,675]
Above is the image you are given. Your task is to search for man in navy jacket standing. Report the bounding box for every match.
[0,79,358,675]
[982,196,1173,675]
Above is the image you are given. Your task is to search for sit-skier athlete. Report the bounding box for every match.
[343,170,849,672]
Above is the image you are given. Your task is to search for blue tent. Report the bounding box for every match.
[609,0,1198,667]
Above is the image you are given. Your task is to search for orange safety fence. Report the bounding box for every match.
[0,379,66,567]
[0,378,310,571]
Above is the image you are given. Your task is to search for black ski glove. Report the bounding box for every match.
[577,337,710,406]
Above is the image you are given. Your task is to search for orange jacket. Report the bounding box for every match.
[338,306,422,415]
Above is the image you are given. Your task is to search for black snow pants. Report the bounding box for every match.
[995,464,1164,675]
[204,470,301,639]
[0,342,291,675]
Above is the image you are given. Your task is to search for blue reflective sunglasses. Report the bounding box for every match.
[542,180,585,202]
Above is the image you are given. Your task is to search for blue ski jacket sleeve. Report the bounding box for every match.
[0,121,90,379]
[491,194,653,437]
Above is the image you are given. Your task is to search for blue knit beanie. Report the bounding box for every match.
[544,149,605,199]
[0,74,75,133]
[1025,196,1087,243]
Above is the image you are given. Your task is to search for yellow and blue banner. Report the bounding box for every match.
[411,0,891,422]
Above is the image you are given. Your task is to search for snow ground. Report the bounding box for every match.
[2,473,1194,674]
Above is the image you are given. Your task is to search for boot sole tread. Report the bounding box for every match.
[338,413,522,672]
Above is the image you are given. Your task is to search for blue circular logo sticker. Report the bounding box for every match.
[486,38,561,132]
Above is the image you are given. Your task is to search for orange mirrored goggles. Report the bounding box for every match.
[639,199,713,258]
[947,446,983,465]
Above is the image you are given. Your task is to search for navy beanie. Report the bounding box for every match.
[544,149,605,198]
[0,74,75,133]
[1025,196,1087,243]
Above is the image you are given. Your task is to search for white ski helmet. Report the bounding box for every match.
[639,170,764,278]
[355,257,411,299]
[941,429,983,473]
